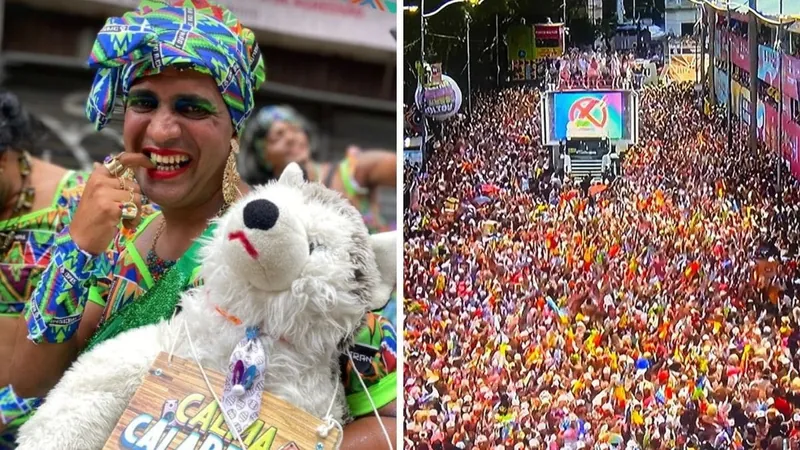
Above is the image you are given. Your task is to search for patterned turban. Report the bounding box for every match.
[85,0,266,135]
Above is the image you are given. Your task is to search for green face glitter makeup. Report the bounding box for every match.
[175,95,218,119]
[125,90,218,119]
[126,90,158,113]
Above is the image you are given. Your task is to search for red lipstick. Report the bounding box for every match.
[144,147,192,180]
[143,147,191,157]
[147,165,190,180]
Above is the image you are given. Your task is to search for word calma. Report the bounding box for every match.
[120,393,279,450]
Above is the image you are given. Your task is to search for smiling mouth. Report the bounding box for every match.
[228,231,259,259]
[143,149,193,172]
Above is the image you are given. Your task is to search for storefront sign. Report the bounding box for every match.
[106,353,338,450]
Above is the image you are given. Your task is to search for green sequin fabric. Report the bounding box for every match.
[83,223,216,353]
[83,263,185,353]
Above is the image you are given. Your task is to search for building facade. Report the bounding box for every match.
[665,0,698,37]
[705,0,800,180]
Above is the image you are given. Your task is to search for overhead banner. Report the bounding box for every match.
[786,120,800,180]
[756,99,779,147]
[715,68,729,107]
[533,24,564,59]
[717,31,729,63]
[758,45,780,87]
[783,54,800,101]
[730,34,749,71]
[732,80,742,119]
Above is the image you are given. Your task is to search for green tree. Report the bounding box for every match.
[403,0,599,99]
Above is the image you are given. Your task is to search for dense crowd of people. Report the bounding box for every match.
[403,82,800,449]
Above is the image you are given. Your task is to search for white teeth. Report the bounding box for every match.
[155,164,180,172]
[149,153,189,167]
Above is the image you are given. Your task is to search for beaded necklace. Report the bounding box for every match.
[0,152,35,256]
[145,218,175,282]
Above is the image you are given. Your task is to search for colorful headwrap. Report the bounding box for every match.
[85,0,266,135]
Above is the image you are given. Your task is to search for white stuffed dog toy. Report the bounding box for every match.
[15,163,396,450]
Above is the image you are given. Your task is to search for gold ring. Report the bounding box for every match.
[121,202,138,221]
[103,155,125,177]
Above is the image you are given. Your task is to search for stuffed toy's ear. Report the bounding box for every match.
[279,163,304,187]
[369,232,397,311]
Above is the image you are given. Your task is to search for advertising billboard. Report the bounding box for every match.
[533,24,564,59]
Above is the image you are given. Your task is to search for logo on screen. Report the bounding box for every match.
[569,97,609,131]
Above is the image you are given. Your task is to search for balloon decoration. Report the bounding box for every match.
[415,74,462,121]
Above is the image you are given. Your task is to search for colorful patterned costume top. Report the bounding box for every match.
[0,170,87,448]
[0,171,87,317]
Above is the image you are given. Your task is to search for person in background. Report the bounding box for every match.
[240,105,397,233]
[0,91,89,448]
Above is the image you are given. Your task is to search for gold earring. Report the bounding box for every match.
[223,138,241,206]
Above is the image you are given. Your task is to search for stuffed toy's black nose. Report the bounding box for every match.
[243,199,279,231]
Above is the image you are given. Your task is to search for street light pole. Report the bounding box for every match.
[496,13,500,87]
[777,0,785,240]
[466,13,472,115]
[420,0,427,167]
[420,0,425,64]
[727,3,732,154]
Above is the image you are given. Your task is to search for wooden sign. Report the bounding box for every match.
[104,352,339,450]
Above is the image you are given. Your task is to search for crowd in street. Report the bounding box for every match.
[403,82,800,449]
